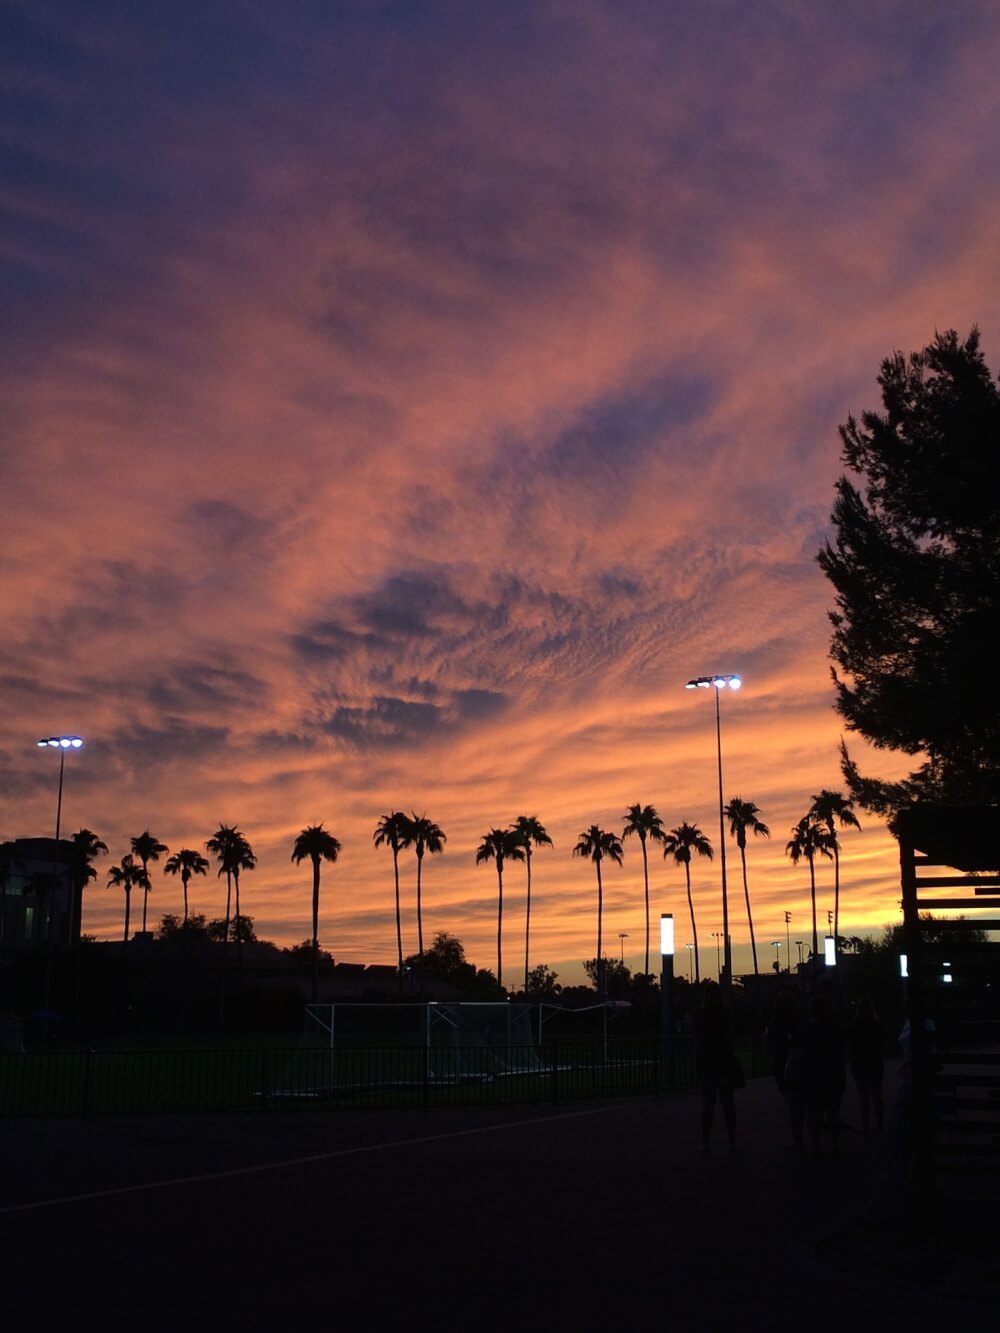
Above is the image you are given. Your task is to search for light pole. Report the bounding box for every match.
[711,930,722,980]
[618,931,629,964]
[685,942,694,982]
[795,940,804,967]
[686,673,741,993]
[36,735,83,1026]
[771,939,782,972]
[37,735,84,848]
[784,910,792,972]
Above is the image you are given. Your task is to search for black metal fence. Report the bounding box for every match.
[0,1037,700,1116]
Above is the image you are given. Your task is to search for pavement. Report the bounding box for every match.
[2,1072,994,1331]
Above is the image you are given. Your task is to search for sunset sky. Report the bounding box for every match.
[3,1,1000,986]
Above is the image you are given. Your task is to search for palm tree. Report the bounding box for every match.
[621,804,665,976]
[573,826,624,997]
[107,854,150,944]
[512,815,553,993]
[476,827,525,993]
[69,828,108,943]
[662,822,713,985]
[374,812,412,992]
[399,814,446,968]
[163,848,210,925]
[131,830,169,935]
[291,824,342,1003]
[205,825,257,948]
[723,797,770,977]
[808,789,861,950]
[786,816,834,959]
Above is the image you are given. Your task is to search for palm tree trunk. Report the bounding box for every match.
[234,869,244,984]
[740,845,759,975]
[686,864,700,984]
[416,851,424,993]
[393,849,403,997]
[416,853,424,958]
[311,856,321,1005]
[833,848,841,958]
[141,869,149,934]
[496,864,503,993]
[641,836,650,976]
[123,886,131,944]
[809,855,818,958]
[523,848,532,993]
[596,860,604,996]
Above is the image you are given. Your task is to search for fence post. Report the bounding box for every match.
[259,1047,268,1112]
[551,1042,558,1105]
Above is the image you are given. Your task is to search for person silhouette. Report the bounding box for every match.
[847,996,884,1133]
[693,982,739,1152]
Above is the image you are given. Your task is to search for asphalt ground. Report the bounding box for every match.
[2,1074,994,1331]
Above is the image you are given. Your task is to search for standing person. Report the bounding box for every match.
[766,990,805,1150]
[694,982,740,1153]
[801,991,846,1156]
[847,996,885,1133]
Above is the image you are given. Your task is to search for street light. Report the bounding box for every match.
[37,736,84,845]
[685,942,694,982]
[795,940,804,967]
[685,673,741,992]
[618,931,629,964]
[770,939,782,972]
[711,930,723,980]
[36,735,83,1027]
[784,911,792,972]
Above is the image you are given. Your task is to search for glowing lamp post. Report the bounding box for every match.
[685,674,741,993]
[36,735,83,1024]
[660,913,675,1090]
[37,736,84,845]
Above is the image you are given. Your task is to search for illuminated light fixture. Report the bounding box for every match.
[660,913,675,957]
[900,954,908,978]
[684,673,742,991]
[824,935,836,967]
[36,736,85,844]
[942,972,953,984]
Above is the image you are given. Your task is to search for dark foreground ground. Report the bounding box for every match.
[2,1071,994,1331]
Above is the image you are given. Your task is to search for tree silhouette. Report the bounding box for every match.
[723,798,769,976]
[69,828,107,943]
[107,854,150,944]
[512,815,553,993]
[205,825,256,954]
[573,826,624,997]
[130,830,168,935]
[374,811,412,992]
[291,823,342,1003]
[399,814,445,969]
[476,827,525,994]
[786,816,834,958]
[621,803,665,975]
[808,789,861,953]
[163,848,209,925]
[662,823,713,984]
[818,328,1000,816]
